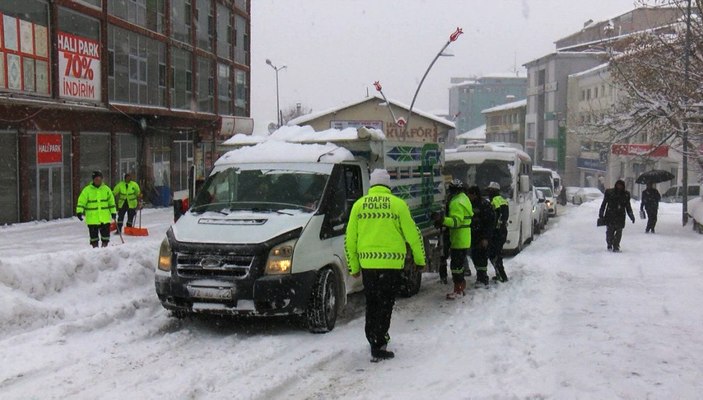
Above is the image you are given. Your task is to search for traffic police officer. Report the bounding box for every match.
[345,169,426,361]
[437,179,473,299]
[486,182,509,282]
[113,173,142,233]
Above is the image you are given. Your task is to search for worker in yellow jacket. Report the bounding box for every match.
[434,179,474,299]
[76,171,116,248]
[345,169,425,362]
[113,173,142,233]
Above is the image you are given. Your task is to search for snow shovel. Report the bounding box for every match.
[124,209,149,236]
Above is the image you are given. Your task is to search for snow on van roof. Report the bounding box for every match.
[215,140,354,166]
[223,125,386,146]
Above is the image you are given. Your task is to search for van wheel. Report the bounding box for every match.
[306,269,338,333]
[399,257,422,298]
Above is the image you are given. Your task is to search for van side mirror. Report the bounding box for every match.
[519,175,530,193]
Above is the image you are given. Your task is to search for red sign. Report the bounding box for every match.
[37,134,63,164]
[611,144,669,158]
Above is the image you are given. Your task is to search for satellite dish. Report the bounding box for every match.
[268,122,278,134]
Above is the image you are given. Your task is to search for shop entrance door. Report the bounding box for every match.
[38,166,64,220]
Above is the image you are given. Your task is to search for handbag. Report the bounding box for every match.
[640,210,646,220]
[596,217,606,227]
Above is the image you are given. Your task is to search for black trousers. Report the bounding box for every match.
[362,269,401,350]
[88,223,110,247]
[488,228,507,268]
[645,207,658,232]
[117,202,137,230]
[606,225,623,248]
[470,236,488,273]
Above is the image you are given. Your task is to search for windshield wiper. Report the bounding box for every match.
[251,207,294,216]
[190,204,229,215]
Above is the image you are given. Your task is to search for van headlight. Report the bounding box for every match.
[158,238,172,271]
[265,239,296,275]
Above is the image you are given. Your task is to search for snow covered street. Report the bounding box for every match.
[1,202,702,399]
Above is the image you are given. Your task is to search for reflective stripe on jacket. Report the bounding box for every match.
[345,185,426,275]
[76,183,116,225]
[443,192,473,249]
[113,181,141,209]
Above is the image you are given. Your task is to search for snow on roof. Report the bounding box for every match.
[481,99,527,114]
[450,79,478,88]
[223,125,386,148]
[524,51,608,67]
[456,124,486,140]
[287,94,455,129]
[215,140,354,166]
[568,62,610,79]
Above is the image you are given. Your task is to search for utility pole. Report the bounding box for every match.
[682,0,692,226]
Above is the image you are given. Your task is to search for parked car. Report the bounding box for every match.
[536,187,557,216]
[532,189,548,234]
[661,185,700,203]
[565,186,580,204]
[573,187,604,205]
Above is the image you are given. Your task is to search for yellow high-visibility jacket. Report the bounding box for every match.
[76,183,116,225]
[345,186,426,275]
[113,180,141,209]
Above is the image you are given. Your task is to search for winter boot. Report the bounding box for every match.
[476,270,489,286]
[91,242,99,249]
[446,282,465,300]
[496,265,508,282]
[101,241,109,248]
[371,348,395,362]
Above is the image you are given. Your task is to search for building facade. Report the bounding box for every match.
[482,99,526,147]
[0,0,252,224]
[448,74,527,134]
[288,94,455,144]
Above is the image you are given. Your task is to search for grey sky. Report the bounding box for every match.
[250,0,638,133]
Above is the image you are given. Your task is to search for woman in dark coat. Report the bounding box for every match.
[640,182,661,233]
[598,180,635,252]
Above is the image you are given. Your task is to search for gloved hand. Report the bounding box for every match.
[630,216,635,224]
[111,214,117,221]
[431,212,444,229]
[480,239,489,248]
[76,213,83,221]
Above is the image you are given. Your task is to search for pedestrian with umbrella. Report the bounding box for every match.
[635,169,673,234]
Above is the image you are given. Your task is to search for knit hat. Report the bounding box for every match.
[487,181,500,190]
[369,169,391,188]
[92,170,103,179]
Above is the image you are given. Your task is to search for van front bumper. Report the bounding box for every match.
[155,270,318,316]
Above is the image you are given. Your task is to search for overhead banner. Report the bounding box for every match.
[37,134,63,165]
[57,31,101,102]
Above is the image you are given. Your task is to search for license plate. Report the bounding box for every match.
[187,286,233,300]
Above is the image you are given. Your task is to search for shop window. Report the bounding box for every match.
[0,0,50,95]
[27,133,72,221]
[108,24,166,106]
[171,0,192,44]
[80,133,111,186]
[197,57,214,112]
[234,68,247,116]
[171,48,193,110]
[118,133,138,180]
[172,138,194,192]
[234,14,248,65]
[109,0,164,33]
[216,3,231,59]
[195,0,213,51]
[217,63,232,114]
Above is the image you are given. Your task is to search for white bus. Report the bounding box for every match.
[444,143,533,254]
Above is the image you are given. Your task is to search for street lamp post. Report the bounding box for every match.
[266,59,287,127]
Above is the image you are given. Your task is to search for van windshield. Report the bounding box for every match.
[533,171,553,189]
[191,167,329,214]
[445,160,514,199]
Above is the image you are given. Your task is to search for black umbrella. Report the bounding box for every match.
[635,169,675,184]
